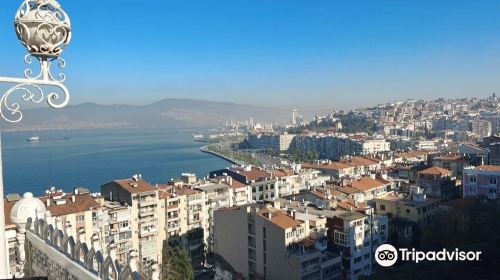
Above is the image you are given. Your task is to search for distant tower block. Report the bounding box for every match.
[292,109,299,126]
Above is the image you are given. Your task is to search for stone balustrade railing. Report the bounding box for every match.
[21,218,157,280]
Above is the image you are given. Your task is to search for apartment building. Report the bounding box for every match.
[22,187,111,252]
[439,198,481,235]
[297,169,331,189]
[208,175,252,206]
[417,166,458,199]
[210,166,278,202]
[3,189,107,277]
[348,176,390,202]
[328,211,388,280]
[463,165,500,200]
[196,181,231,253]
[431,154,481,178]
[102,200,133,265]
[271,168,301,196]
[373,187,440,246]
[174,185,208,268]
[373,187,440,227]
[302,161,356,181]
[471,118,492,137]
[268,197,387,279]
[214,204,342,280]
[246,133,295,151]
[101,175,163,264]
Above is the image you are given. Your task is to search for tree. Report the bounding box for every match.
[161,247,194,280]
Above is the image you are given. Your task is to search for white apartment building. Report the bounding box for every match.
[210,166,278,202]
[196,181,231,253]
[329,211,388,280]
[463,165,500,200]
[102,200,133,265]
[101,175,163,265]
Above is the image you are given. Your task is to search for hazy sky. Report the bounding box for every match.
[1,0,500,111]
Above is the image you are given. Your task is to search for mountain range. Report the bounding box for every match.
[2,98,292,131]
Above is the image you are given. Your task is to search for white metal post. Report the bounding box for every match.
[0,129,8,278]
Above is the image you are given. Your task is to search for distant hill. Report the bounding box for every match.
[2,98,291,131]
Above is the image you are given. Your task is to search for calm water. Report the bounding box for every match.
[1,128,231,195]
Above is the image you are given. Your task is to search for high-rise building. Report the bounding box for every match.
[101,175,164,265]
[292,109,299,126]
[214,203,342,280]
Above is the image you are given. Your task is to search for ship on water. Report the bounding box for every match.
[27,136,40,142]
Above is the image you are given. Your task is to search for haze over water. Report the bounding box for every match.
[1,128,231,195]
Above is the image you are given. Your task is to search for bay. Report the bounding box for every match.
[0,128,231,195]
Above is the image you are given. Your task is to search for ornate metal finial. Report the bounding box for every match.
[15,0,71,59]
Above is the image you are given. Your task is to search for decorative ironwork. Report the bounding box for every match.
[15,0,72,58]
[0,0,71,123]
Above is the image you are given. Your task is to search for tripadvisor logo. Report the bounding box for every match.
[374,244,482,267]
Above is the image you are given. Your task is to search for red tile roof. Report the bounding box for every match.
[112,179,156,194]
[41,193,101,217]
[418,166,451,176]
[344,156,379,167]
[272,168,295,178]
[349,177,387,192]
[258,208,303,229]
[232,166,270,181]
[476,165,500,172]
[435,154,465,161]
[302,162,352,171]
[4,192,101,227]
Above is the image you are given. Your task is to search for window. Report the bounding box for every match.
[76,214,84,222]
[406,209,411,214]
[490,177,497,185]
[470,176,477,183]
[379,204,385,211]
[463,212,469,221]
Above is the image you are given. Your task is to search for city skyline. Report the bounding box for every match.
[1,0,500,110]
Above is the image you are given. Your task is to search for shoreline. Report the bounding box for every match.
[200,145,245,166]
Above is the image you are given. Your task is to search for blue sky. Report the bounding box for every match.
[1,0,500,110]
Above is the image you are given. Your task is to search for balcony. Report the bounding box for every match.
[140,227,158,237]
[310,228,327,240]
[140,240,158,257]
[208,193,228,202]
[139,200,157,208]
[139,208,156,217]
[167,223,180,231]
[167,214,180,221]
[188,217,203,225]
[141,221,157,229]
[321,252,341,268]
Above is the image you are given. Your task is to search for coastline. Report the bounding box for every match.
[200,145,245,166]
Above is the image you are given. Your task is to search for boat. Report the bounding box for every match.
[27,136,40,142]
